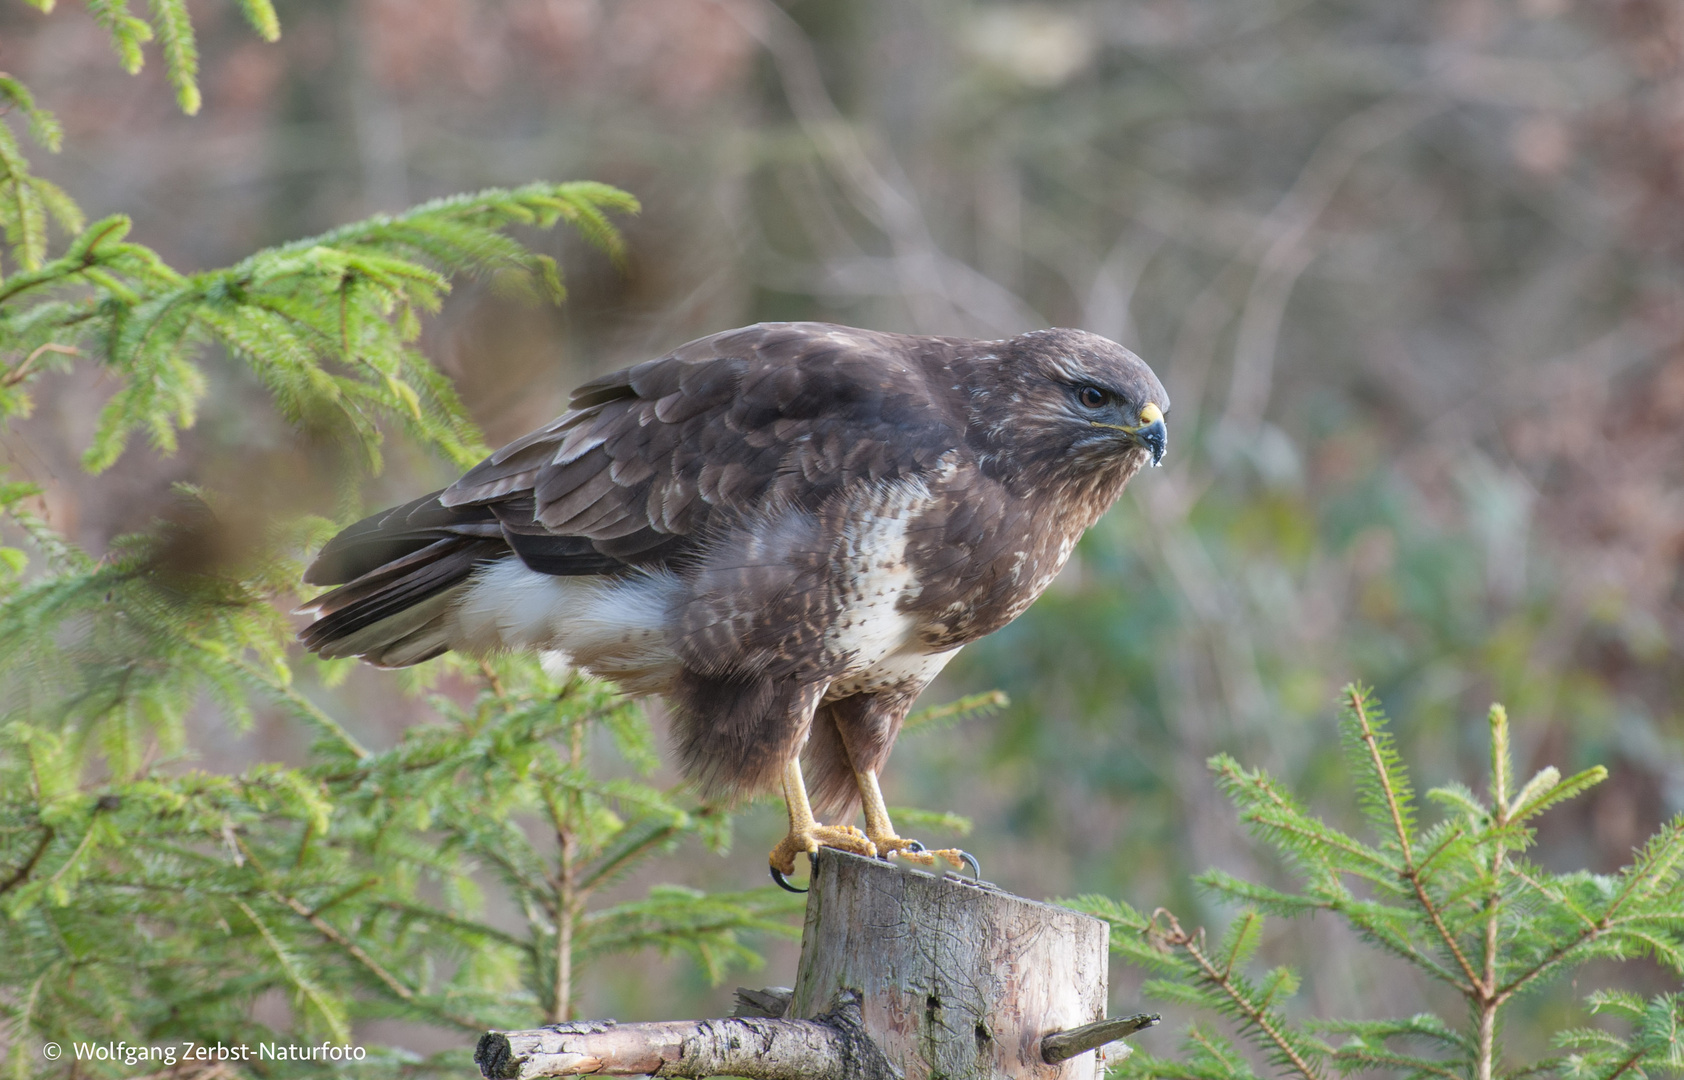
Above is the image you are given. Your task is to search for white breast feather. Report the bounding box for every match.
[450,559,681,694]
[819,477,958,699]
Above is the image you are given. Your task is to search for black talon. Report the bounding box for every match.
[770,865,808,893]
[882,839,926,861]
[771,852,818,893]
[959,851,982,879]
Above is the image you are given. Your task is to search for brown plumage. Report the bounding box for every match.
[299,322,1167,872]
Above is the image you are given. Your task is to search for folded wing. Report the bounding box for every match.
[298,322,969,666]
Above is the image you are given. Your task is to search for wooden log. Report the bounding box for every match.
[476,849,1134,1080]
[789,848,1112,1080]
[474,991,897,1080]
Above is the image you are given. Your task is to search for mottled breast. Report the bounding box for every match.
[902,452,1147,651]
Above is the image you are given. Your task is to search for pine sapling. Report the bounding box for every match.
[1075,685,1684,1080]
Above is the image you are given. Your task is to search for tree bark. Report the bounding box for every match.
[474,991,896,1080]
[476,849,1126,1080]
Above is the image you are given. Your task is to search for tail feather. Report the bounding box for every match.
[297,536,469,619]
[304,489,500,586]
[311,586,462,665]
[371,624,454,668]
[299,488,667,667]
[299,539,502,648]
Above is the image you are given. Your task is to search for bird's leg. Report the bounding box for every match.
[852,767,975,874]
[768,757,876,877]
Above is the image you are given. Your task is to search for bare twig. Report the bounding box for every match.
[543,712,587,1023]
[2,342,78,387]
[1082,230,1166,348]
[1220,96,1445,433]
[478,660,506,698]
[719,0,1043,334]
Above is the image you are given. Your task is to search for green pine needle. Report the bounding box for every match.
[1087,686,1684,1080]
[236,0,280,41]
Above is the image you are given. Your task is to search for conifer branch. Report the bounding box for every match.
[1347,686,1484,994]
[227,656,369,760]
[147,0,202,114]
[0,74,65,151]
[1346,686,1413,866]
[87,0,155,76]
[479,660,507,698]
[1150,909,1324,1080]
[1415,824,1467,875]
[576,820,685,895]
[1242,808,1393,875]
[373,900,530,952]
[234,0,279,42]
[902,689,1009,735]
[233,898,351,1043]
[1500,823,1684,999]
[269,889,484,1032]
[1310,898,1463,985]
[1329,1045,1462,1079]
[1212,755,1392,874]
[43,818,100,893]
[1496,915,1609,1001]
[0,824,51,895]
[1602,1048,1649,1080]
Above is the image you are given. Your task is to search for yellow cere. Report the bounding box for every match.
[1138,402,1163,425]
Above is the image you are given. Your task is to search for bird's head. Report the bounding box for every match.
[964,328,1169,487]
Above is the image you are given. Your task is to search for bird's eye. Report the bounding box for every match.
[1078,386,1107,410]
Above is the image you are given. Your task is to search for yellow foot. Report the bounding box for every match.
[872,835,979,875]
[768,823,876,876]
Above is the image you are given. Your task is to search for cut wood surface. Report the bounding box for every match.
[476,848,1127,1080]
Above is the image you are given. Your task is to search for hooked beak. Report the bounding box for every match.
[1092,402,1167,467]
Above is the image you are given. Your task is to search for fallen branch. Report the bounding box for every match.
[475,990,897,1080]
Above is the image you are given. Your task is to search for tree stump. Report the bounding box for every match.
[790,848,1111,1080]
[474,848,1145,1080]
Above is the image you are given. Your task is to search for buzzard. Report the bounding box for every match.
[299,322,1167,886]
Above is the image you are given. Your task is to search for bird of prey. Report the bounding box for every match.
[298,322,1167,886]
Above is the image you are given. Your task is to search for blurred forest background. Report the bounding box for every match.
[3,0,1681,1060]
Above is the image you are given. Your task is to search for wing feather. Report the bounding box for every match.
[303,490,499,586]
[430,322,970,576]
